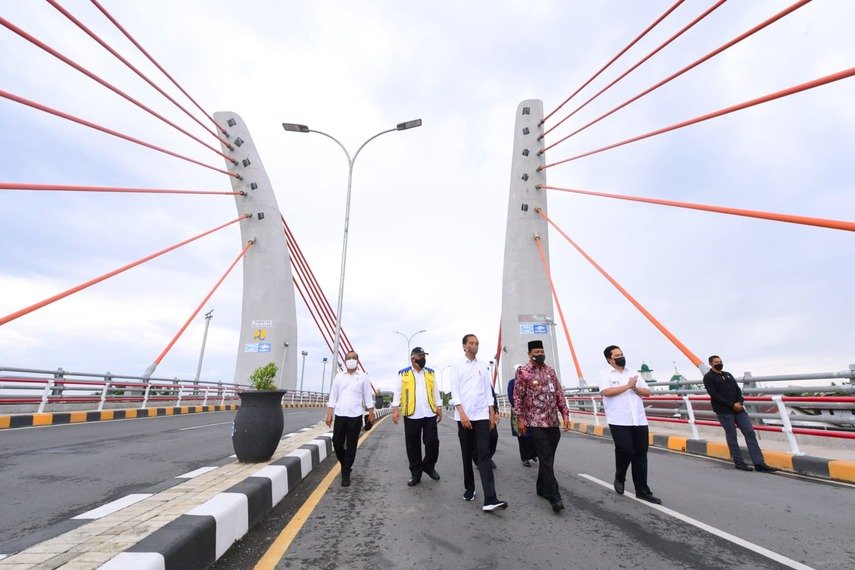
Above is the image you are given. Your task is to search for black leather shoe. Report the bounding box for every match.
[522,460,532,467]
[613,479,624,495]
[341,474,351,487]
[551,500,565,512]
[755,463,779,473]
[734,463,754,471]
[424,469,441,481]
[407,477,421,487]
[491,460,497,469]
[636,490,661,504]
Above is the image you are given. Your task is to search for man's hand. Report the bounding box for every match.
[459,409,472,429]
[562,416,571,432]
[368,409,376,424]
[436,408,442,423]
[627,376,638,390]
[324,410,333,427]
[517,420,526,436]
[489,408,496,431]
[392,407,400,425]
[733,402,744,413]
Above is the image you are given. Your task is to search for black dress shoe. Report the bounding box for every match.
[424,469,441,481]
[341,474,351,487]
[551,500,565,512]
[407,477,421,487]
[490,460,497,469]
[613,479,624,495]
[734,463,754,471]
[522,460,532,467]
[755,463,779,473]
[636,490,661,504]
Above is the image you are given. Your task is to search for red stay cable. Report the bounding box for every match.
[542,0,809,151]
[0,89,239,178]
[46,0,232,147]
[0,182,241,196]
[533,236,585,383]
[543,0,728,142]
[293,277,337,359]
[89,0,226,135]
[542,0,686,124]
[540,185,854,232]
[535,208,702,368]
[152,239,254,366]
[541,66,855,170]
[0,16,236,164]
[0,214,249,327]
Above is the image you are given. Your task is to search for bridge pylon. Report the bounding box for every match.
[500,100,562,390]
[216,112,298,389]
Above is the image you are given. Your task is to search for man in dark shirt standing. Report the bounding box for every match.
[703,355,778,473]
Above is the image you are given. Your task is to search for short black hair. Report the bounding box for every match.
[462,334,476,345]
[708,355,721,364]
[603,345,620,361]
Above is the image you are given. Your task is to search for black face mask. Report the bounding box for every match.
[712,363,723,371]
[614,357,626,367]
[414,358,426,368]
[533,355,546,365]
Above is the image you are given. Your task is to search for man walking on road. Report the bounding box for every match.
[703,355,778,473]
[392,347,442,486]
[326,350,375,487]
[598,345,662,504]
[450,334,508,512]
[513,340,571,512]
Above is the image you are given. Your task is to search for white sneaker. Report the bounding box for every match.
[482,500,508,512]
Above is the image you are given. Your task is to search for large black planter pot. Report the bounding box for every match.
[232,390,286,462]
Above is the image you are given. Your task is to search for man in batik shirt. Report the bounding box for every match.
[512,340,571,513]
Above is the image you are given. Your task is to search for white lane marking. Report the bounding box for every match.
[178,421,233,431]
[72,493,153,520]
[578,474,815,570]
[176,466,218,479]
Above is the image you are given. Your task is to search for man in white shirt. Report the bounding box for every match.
[450,334,508,512]
[392,347,442,486]
[598,345,661,504]
[325,350,375,487]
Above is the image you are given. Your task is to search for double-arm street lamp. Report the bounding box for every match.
[392,329,427,361]
[282,119,422,387]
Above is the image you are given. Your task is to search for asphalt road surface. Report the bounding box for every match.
[0,408,324,554]
[227,414,854,569]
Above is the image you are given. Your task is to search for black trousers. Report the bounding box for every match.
[332,415,363,475]
[529,427,561,503]
[471,425,498,462]
[517,436,537,461]
[609,424,650,493]
[458,419,497,503]
[404,415,439,478]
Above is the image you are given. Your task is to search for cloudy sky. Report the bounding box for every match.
[1,1,852,393]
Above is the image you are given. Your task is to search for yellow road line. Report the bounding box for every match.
[254,415,387,569]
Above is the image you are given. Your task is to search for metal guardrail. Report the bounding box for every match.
[0,366,329,413]
[496,367,855,456]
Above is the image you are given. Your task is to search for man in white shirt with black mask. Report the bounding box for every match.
[326,350,375,487]
[598,345,661,504]
[450,334,507,512]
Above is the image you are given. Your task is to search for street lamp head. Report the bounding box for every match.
[396,119,422,131]
[282,122,310,133]
[301,350,308,356]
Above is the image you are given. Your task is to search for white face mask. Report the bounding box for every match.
[345,359,358,371]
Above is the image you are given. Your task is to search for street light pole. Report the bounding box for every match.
[279,341,290,388]
[392,329,427,361]
[283,119,422,387]
[300,350,308,391]
[193,309,214,387]
[320,357,328,393]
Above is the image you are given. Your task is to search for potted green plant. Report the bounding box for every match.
[232,362,286,462]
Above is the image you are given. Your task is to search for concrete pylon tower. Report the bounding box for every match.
[216,112,298,389]
[499,100,560,391]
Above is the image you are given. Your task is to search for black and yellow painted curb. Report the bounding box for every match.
[0,402,328,430]
[0,404,241,430]
[565,420,855,485]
